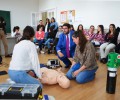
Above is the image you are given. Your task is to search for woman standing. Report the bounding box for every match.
[66,31,98,84]
[44,18,51,39]
[45,18,50,33]
[50,17,58,35]
[8,26,42,88]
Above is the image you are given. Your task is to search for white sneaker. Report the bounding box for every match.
[41,51,45,54]
[6,78,16,84]
[36,46,39,49]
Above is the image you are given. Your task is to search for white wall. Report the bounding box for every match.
[0,0,39,32]
[39,0,120,29]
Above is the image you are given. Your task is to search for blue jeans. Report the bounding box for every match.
[33,38,37,43]
[45,32,49,39]
[66,63,98,84]
[45,38,53,49]
[8,70,43,88]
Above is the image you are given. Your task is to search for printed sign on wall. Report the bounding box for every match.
[60,10,75,24]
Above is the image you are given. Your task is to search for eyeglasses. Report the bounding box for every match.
[63,28,68,30]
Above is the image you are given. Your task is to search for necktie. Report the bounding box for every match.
[66,34,70,57]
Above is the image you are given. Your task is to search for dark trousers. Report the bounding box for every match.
[36,39,44,50]
[58,52,72,67]
[115,43,120,53]
[53,38,59,46]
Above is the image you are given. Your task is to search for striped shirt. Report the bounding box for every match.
[93,33,105,44]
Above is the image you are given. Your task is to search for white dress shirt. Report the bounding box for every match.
[9,40,41,78]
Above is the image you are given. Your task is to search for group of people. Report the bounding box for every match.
[34,17,59,54]
[56,23,98,83]
[8,23,99,89]
[85,24,120,64]
[6,16,120,89]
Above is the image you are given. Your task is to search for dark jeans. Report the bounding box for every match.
[36,39,44,50]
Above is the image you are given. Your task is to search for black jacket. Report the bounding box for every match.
[45,23,50,32]
[105,31,119,45]
[47,31,55,39]
[36,24,45,31]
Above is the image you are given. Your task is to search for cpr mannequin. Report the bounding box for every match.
[40,67,70,89]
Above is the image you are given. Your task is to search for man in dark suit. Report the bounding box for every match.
[56,23,76,68]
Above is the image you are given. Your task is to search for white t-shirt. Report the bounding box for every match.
[11,32,16,37]
[45,23,48,33]
[9,40,41,78]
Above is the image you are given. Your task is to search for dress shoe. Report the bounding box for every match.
[101,58,107,64]
[5,54,12,57]
[65,65,71,68]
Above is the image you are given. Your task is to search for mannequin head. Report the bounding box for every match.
[57,75,70,89]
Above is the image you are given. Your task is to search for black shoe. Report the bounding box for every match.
[102,58,107,64]
[100,59,103,63]
[5,54,12,57]
[65,64,71,68]
[48,49,52,54]
[48,49,50,54]
[94,73,96,77]
[65,66,70,68]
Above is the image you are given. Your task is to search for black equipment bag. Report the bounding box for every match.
[0,83,42,99]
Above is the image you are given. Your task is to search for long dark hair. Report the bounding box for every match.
[13,26,20,32]
[51,17,56,23]
[108,24,116,35]
[18,26,35,42]
[77,24,83,31]
[97,25,104,35]
[46,18,50,24]
[70,24,75,31]
[72,31,88,53]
